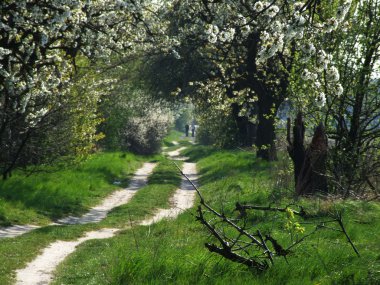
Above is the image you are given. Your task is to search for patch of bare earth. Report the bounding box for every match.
[15,228,118,285]
[14,143,198,285]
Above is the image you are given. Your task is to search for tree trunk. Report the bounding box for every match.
[247,122,257,146]
[296,123,328,195]
[255,101,277,161]
[287,113,305,186]
[231,103,256,147]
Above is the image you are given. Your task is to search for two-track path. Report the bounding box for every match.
[13,143,198,285]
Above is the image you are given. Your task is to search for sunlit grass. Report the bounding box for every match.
[1,140,378,285]
[0,152,147,226]
[52,144,380,285]
[0,156,182,285]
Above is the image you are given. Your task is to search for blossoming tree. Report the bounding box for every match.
[0,0,152,178]
[160,0,352,160]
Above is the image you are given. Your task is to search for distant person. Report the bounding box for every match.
[185,124,189,137]
[191,120,195,137]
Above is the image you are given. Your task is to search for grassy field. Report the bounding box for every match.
[0,152,150,227]
[51,143,379,285]
[0,154,182,285]
[1,136,379,285]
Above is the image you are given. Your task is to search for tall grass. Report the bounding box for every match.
[162,130,183,146]
[52,144,380,285]
[0,156,180,285]
[0,152,146,226]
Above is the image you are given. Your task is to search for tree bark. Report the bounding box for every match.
[296,123,328,195]
[287,113,306,186]
[231,103,256,147]
[255,99,277,161]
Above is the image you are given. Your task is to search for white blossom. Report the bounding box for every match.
[335,83,344,96]
[267,5,279,18]
[301,43,316,56]
[219,28,235,42]
[325,18,339,33]
[327,66,340,82]
[208,33,218,43]
[253,1,265,12]
[316,92,326,107]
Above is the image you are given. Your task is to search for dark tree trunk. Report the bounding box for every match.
[255,98,277,161]
[247,122,257,146]
[287,113,305,186]
[231,103,256,147]
[287,113,328,195]
[296,124,328,195]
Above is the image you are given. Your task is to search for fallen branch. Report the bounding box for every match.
[235,202,307,218]
[173,161,360,271]
[336,213,360,257]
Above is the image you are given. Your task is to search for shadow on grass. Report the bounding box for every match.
[0,152,149,223]
[182,145,271,186]
[181,145,219,162]
[148,163,181,186]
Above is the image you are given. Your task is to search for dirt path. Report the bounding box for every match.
[166,146,187,158]
[14,160,198,285]
[15,228,119,285]
[140,162,197,225]
[0,163,156,239]
[56,162,156,225]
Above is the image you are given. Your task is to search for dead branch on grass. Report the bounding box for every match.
[173,162,360,271]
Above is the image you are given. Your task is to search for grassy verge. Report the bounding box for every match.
[51,157,184,284]
[162,130,194,148]
[162,130,184,147]
[98,157,183,228]
[0,156,182,285]
[0,151,147,226]
[52,144,379,285]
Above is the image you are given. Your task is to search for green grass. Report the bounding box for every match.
[162,130,194,148]
[0,155,183,285]
[51,144,380,285]
[0,152,147,226]
[162,130,184,147]
[98,157,182,228]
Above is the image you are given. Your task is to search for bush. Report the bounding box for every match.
[196,107,238,148]
[100,86,174,155]
[123,110,173,154]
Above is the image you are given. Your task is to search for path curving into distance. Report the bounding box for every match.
[140,162,197,225]
[143,142,197,225]
[15,159,198,285]
[56,162,157,225]
[0,162,157,239]
[166,146,189,160]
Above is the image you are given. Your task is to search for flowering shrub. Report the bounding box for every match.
[122,107,174,154]
[0,0,154,178]
[99,76,174,154]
